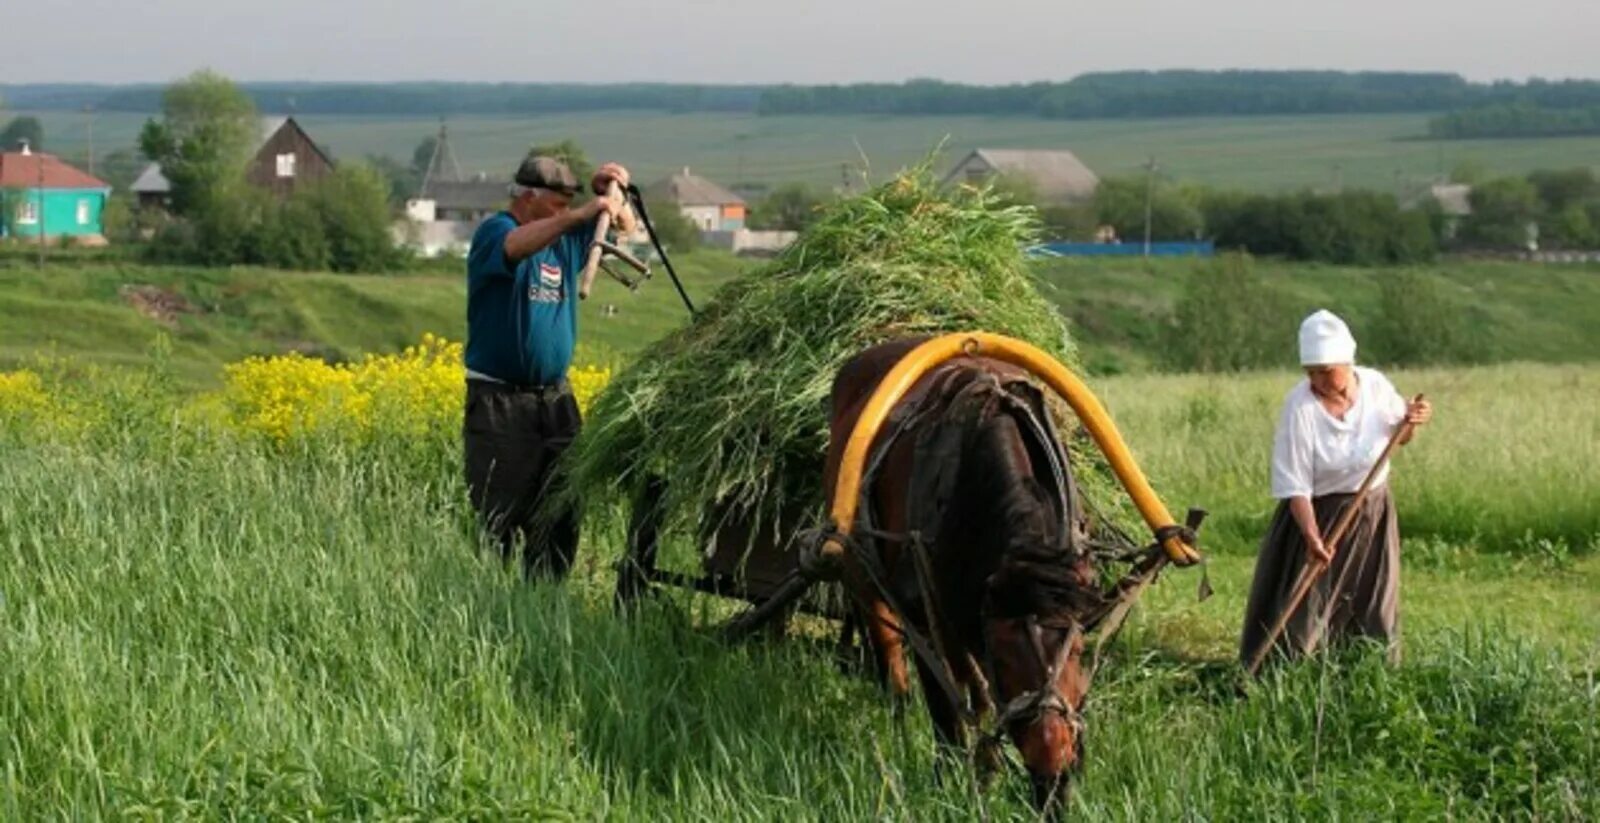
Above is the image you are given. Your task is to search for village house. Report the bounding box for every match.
[129,163,171,212]
[246,117,334,199]
[646,167,746,231]
[942,148,1101,203]
[131,116,335,212]
[644,167,794,255]
[0,141,112,244]
[398,125,508,256]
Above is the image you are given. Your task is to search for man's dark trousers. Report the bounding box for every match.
[463,379,581,579]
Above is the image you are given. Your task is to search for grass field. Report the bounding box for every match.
[22,108,1600,192]
[2,356,1595,818]
[6,254,1598,387]
[1034,257,1600,374]
[0,254,740,385]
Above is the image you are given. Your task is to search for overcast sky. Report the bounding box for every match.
[9,0,1599,85]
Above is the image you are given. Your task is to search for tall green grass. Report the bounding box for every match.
[2,362,1596,818]
[1098,363,1600,554]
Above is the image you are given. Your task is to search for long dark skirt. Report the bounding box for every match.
[1239,488,1401,668]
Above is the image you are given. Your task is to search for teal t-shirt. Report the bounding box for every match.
[465,212,593,385]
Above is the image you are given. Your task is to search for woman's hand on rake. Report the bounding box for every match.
[1306,534,1332,565]
[1405,398,1432,427]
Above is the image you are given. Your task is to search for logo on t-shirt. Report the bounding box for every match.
[530,262,563,303]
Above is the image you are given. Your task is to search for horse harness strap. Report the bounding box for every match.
[977,617,1087,754]
[833,359,1197,764]
[845,366,1093,738]
[847,524,979,728]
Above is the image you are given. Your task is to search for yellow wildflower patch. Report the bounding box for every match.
[218,334,612,444]
[0,369,48,412]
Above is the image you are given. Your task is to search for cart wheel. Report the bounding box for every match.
[615,476,666,611]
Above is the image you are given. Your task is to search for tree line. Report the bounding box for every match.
[1428,103,1600,139]
[8,73,1600,120]
[1016,165,1600,264]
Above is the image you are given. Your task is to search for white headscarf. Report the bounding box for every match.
[1299,310,1356,366]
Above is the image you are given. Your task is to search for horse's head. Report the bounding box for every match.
[983,613,1088,810]
[981,476,1098,814]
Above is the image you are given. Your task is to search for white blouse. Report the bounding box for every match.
[1271,366,1408,499]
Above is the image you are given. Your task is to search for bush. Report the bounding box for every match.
[1162,253,1293,372]
[1036,203,1098,241]
[747,183,831,232]
[305,165,402,273]
[1367,271,1483,367]
[1094,175,1203,241]
[1203,189,1436,265]
[257,193,331,270]
[1541,203,1599,249]
[1461,178,1541,249]
[638,196,699,251]
[144,166,401,273]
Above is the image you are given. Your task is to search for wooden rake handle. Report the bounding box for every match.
[578,180,622,300]
[1244,393,1424,677]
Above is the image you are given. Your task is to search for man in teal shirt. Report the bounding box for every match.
[464,152,633,579]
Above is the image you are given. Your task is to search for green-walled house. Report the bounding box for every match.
[0,142,112,243]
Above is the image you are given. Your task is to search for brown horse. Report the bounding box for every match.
[824,337,1107,812]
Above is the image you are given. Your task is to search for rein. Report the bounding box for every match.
[976,617,1086,755]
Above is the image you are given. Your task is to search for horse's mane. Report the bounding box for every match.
[964,406,1101,621]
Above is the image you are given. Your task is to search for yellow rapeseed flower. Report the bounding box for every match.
[215,334,612,444]
[0,370,50,427]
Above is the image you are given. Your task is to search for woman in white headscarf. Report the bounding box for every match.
[1239,310,1432,667]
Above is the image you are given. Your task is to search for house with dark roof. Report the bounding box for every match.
[942,148,1100,203]
[0,142,112,242]
[400,174,507,256]
[130,163,171,211]
[246,117,334,200]
[646,167,746,231]
[396,125,510,256]
[419,177,507,223]
[134,117,334,210]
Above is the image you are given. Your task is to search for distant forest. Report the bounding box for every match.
[6,71,1600,121]
[1429,103,1600,139]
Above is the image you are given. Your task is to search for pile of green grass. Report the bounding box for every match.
[563,170,1077,535]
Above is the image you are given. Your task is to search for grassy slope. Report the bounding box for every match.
[1035,257,1600,374]
[7,255,1598,386]
[0,253,740,385]
[25,108,1600,192]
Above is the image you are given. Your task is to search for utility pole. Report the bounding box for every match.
[85,105,95,177]
[36,143,46,269]
[1142,156,1157,258]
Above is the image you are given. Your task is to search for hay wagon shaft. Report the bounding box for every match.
[614,332,1206,641]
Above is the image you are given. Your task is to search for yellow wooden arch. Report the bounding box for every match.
[825,332,1201,566]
